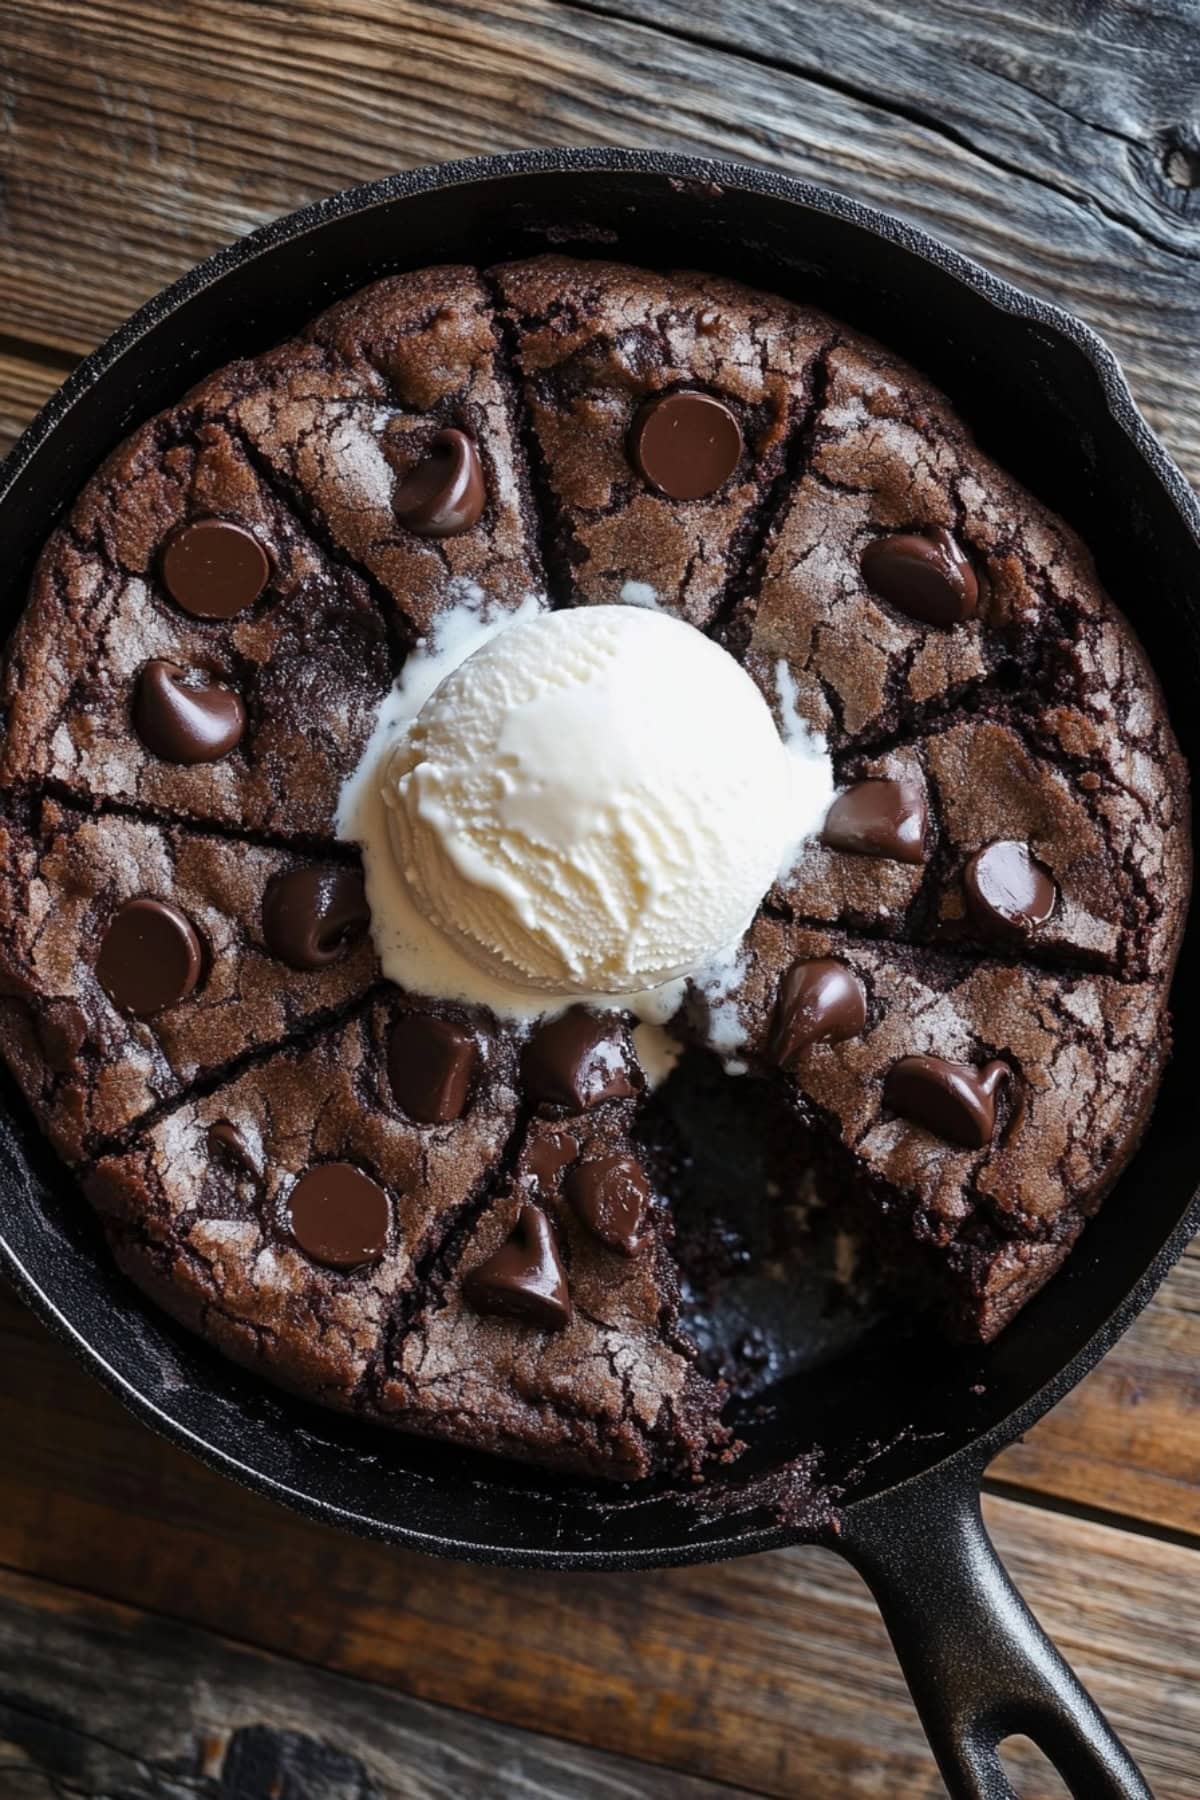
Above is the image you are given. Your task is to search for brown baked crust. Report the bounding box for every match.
[0,797,378,1162]
[377,1105,730,1481]
[0,255,1189,1476]
[490,256,835,627]
[0,416,393,838]
[86,1001,518,1416]
[684,915,1169,1338]
[195,265,541,636]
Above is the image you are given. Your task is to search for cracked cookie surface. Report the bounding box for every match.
[86,1000,519,1415]
[0,256,1188,1482]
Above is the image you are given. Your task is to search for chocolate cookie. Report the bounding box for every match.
[0,798,378,1160]
[87,1001,518,1410]
[196,266,541,635]
[685,915,1169,1339]
[491,256,834,626]
[378,1105,728,1481]
[737,338,1182,765]
[0,418,392,839]
[0,258,1188,1485]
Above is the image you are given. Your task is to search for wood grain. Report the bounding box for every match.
[994,1241,1200,1535]
[0,1286,1196,1798]
[0,353,70,461]
[1,0,1198,486]
[582,0,1200,254]
[0,1568,746,1800]
[2,6,1199,1791]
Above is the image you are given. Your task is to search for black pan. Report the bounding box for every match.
[1,149,1196,1800]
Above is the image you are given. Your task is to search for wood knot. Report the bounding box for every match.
[1162,138,1200,190]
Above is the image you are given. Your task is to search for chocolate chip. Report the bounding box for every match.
[770,959,867,1069]
[393,428,485,536]
[861,528,979,626]
[965,841,1057,937]
[287,1162,390,1270]
[696,307,722,334]
[629,390,743,500]
[463,1203,570,1330]
[96,898,204,1018]
[262,866,369,970]
[160,519,270,620]
[207,1120,258,1176]
[133,660,246,764]
[884,1055,1010,1149]
[823,778,928,864]
[565,1154,649,1255]
[525,1130,580,1194]
[388,1013,477,1123]
[521,1007,637,1112]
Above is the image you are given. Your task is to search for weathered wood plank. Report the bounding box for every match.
[1,0,1198,486]
[582,0,1200,253]
[0,1288,1196,1797]
[994,1240,1200,1533]
[0,1566,745,1800]
[0,353,70,462]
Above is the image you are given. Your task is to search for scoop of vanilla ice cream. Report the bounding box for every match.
[383,606,819,995]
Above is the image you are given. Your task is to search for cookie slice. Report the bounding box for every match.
[776,704,1186,980]
[490,255,835,625]
[0,798,378,1161]
[923,709,1187,979]
[200,266,542,634]
[738,336,1185,767]
[86,1000,518,1414]
[0,414,392,839]
[376,1108,730,1482]
[685,916,1168,1340]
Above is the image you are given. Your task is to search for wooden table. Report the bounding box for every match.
[1,4,1198,1794]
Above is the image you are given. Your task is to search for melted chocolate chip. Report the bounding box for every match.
[287,1163,390,1270]
[393,429,485,536]
[884,1055,1010,1149]
[629,390,743,500]
[525,1130,580,1194]
[388,1013,478,1123]
[521,1008,637,1112]
[262,866,369,970]
[160,519,271,619]
[696,307,722,334]
[861,527,979,626]
[463,1203,570,1330]
[207,1120,258,1176]
[822,778,928,864]
[133,660,246,764]
[770,959,867,1070]
[565,1154,649,1255]
[965,841,1057,937]
[96,898,204,1017]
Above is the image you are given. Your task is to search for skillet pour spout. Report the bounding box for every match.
[0,149,1197,1798]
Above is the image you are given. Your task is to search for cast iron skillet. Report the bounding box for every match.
[0,149,1197,1800]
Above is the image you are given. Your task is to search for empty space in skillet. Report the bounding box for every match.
[1,153,1197,1562]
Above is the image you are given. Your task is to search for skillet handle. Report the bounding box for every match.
[835,1470,1151,1800]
